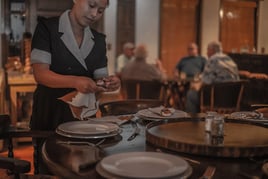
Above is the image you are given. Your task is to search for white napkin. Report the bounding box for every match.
[58,91,99,120]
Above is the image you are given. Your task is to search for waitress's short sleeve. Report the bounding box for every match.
[31,19,52,65]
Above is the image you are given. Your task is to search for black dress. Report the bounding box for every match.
[30,15,108,131]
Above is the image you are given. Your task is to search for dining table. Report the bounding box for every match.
[42,113,268,179]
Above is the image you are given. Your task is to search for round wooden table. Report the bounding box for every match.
[147,118,268,158]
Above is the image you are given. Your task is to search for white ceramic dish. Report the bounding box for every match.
[228,111,268,122]
[137,108,188,119]
[57,121,119,135]
[55,128,121,139]
[99,152,189,179]
[96,161,192,179]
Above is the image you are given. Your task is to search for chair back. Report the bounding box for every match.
[200,80,248,114]
[0,114,10,134]
[99,99,163,116]
[121,79,164,100]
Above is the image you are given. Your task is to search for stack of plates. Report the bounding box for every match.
[137,107,189,121]
[96,152,192,179]
[56,121,121,139]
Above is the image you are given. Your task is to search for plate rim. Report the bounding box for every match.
[99,151,189,178]
[57,121,120,135]
[229,111,264,120]
[55,128,121,139]
[137,108,188,119]
[96,156,192,179]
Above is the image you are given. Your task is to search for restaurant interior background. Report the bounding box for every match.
[0,0,267,127]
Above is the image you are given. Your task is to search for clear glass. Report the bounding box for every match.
[205,111,218,132]
[211,114,225,137]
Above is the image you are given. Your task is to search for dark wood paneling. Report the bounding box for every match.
[229,53,268,73]
[160,0,200,78]
[220,1,257,53]
[229,53,268,110]
[36,0,73,17]
[116,0,135,56]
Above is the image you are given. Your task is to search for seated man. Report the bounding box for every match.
[172,43,206,109]
[174,42,206,80]
[186,41,240,113]
[120,44,165,99]
[121,44,165,81]
[115,42,135,77]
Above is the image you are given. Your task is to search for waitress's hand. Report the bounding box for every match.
[103,75,121,92]
[74,76,106,94]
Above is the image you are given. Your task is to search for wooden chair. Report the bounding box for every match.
[200,80,248,114]
[0,114,54,177]
[99,99,163,116]
[0,114,31,179]
[121,79,164,101]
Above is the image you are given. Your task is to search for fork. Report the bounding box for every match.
[199,166,216,179]
[127,121,141,141]
[56,138,106,148]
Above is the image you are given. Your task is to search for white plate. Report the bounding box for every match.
[228,111,266,122]
[100,152,189,179]
[96,161,192,179]
[87,115,131,126]
[57,121,119,135]
[55,128,121,139]
[137,108,188,119]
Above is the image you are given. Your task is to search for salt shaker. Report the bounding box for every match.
[211,114,225,137]
[205,111,217,132]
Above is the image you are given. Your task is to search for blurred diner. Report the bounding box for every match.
[121,44,166,81]
[174,42,206,80]
[115,42,135,77]
[171,42,206,109]
[186,41,240,114]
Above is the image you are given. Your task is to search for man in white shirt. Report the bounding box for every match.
[115,42,135,76]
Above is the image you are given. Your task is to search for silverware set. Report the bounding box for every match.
[56,138,106,148]
[127,119,141,141]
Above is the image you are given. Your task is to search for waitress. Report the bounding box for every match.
[30,0,119,173]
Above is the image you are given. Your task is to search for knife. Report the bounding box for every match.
[127,121,141,141]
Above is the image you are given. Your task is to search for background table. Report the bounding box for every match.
[7,72,36,126]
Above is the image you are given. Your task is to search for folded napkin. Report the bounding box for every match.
[59,144,102,173]
[59,91,98,120]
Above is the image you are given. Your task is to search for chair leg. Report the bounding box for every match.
[6,137,22,179]
[14,173,20,179]
[7,137,14,158]
[33,138,50,175]
[33,138,39,174]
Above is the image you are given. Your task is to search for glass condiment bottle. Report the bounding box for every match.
[205,111,217,132]
[211,114,225,137]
